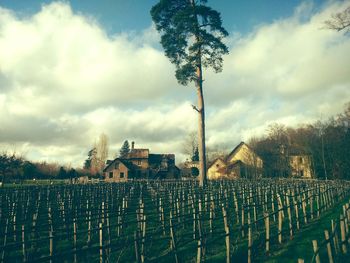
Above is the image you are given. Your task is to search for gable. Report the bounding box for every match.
[103,158,131,172]
[227,142,262,167]
[208,158,226,170]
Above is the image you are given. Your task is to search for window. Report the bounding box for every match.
[299,157,303,164]
[137,160,141,165]
[109,172,113,178]
[120,172,125,178]
[115,162,119,169]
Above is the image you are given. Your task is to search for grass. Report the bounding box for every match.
[257,200,349,262]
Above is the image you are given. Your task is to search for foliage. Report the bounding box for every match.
[151,0,229,186]
[250,103,350,179]
[119,140,130,158]
[151,0,229,85]
[0,152,24,181]
[192,147,199,161]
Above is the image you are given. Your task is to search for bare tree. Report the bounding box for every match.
[324,6,350,33]
[182,131,198,161]
[96,133,109,172]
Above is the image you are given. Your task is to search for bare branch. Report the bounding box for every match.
[192,104,200,112]
[324,6,350,33]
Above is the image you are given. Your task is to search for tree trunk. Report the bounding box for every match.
[196,65,207,187]
[190,0,207,187]
[321,134,328,180]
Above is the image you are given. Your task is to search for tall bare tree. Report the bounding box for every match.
[151,0,229,186]
[96,133,109,172]
[182,131,198,160]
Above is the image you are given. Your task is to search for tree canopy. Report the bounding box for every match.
[119,140,130,158]
[151,0,228,85]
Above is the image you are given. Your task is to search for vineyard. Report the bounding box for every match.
[1,179,350,262]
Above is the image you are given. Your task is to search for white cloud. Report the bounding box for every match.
[0,1,349,166]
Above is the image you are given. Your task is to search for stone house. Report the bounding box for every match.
[103,142,180,182]
[207,142,263,180]
[287,147,313,178]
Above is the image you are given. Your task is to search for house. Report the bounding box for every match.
[103,142,180,182]
[288,147,313,178]
[207,142,263,180]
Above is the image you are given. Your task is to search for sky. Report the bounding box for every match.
[0,0,349,167]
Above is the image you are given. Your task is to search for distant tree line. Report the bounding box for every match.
[0,152,89,183]
[250,103,350,180]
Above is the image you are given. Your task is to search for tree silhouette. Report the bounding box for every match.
[119,140,130,158]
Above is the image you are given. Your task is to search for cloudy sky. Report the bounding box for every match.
[0,0,349,167]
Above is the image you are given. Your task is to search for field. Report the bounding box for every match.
[1,179,350,262]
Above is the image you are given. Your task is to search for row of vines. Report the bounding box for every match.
[1,179,350,262]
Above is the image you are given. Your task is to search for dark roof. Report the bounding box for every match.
[207,157,226,169]
[103,158,137,172]
[149,154,175,165]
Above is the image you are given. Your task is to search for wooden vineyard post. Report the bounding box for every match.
[331,219,339,255]
[209,201,213,234]
[73,219,77,263]
[222,207,230,263]
[302,193,307,225]
[169,212,179,263]
[192,196,197,240]
[88,211,91,245]
[22,225,26,262]
[117,206,121,237]
[106,215,111,257]
[271,191,276,222]
[264,212,270,253]
[99,223,103,263]
[309,190,314,220]
[140,215,146,263]
[233,192,239,224]
[241,206,245,238]
[277,194,283,244]
[13,215,16,243]
[49,230,54,263]
[102,202,105,224]
[134,231,140,263]
[340,215,347,254]
[285,191,293,239]
[248,213,252,263]
[324,230,334,263]
[196,240,202,263]
[176,198,180,224]
[2,218,9,261]
[312,240,321,263]
[253,204,257,230]
[343,205,349,235]
[316,190,320,218]
[293,191,300,230]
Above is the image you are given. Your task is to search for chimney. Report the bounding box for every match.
[131,141,135,150]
